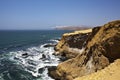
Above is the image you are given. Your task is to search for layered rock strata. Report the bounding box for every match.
[54,29,92,59]
[74,59,120,80]
[49,20,120,80]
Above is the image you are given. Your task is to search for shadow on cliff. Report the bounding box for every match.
[49,20,120,80]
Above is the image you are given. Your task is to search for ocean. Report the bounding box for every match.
[0,30,70,80]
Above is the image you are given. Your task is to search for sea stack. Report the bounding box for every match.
[49,20,120,80]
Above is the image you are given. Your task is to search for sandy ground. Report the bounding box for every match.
[63,29,92,36]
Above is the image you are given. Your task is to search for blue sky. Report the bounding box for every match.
[0,0,120,30]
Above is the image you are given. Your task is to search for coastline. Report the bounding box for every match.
[49,20,120,80]
[0,30,70,80]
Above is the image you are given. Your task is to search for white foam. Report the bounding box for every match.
[41,68,54,80]
[49,38,60,43]
[9,43,60,80]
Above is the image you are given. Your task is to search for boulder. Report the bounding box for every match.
[43,43,56,48]
[22,53,29,58]
[49,20,120,80]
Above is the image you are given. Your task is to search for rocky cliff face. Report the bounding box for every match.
[54,29,92,59]
[49,20,120,80]
[74,59,120,80]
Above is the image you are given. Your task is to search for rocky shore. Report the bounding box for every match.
[49,20,120,80]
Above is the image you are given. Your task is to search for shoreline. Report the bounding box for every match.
[49,20,120,80]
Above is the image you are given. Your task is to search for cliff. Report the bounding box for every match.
[55,26,91,30]
[54,29,92,59]
[74,59,120,80]
[49,20,120,80]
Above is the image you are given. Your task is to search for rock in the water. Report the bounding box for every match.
[48,66,58,79]
[42,54,46,58]
[49,20,120,80]
[22,53,29,58]
[38,68,45,74]
[43,44,56,48]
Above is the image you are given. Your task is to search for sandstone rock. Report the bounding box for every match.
[74,59,120,80]
[49,20,120,80]
[54,29,92,59]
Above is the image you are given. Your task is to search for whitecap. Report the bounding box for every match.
[8,42,60,80]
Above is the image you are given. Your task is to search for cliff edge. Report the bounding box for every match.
[49,20,120,80]
[54,29,92,59]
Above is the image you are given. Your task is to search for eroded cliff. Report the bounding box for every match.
[74,59,120,80]
[49,20,120,80]
[54,29,92,59]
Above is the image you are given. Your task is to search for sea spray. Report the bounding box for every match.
[0,39,61,80]
[10,42,60,79]
[0,30,71,80]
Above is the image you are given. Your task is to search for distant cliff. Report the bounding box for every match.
[49,20,120,80]
[55,26,92,30]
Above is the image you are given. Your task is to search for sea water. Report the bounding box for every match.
[0,30,70,80]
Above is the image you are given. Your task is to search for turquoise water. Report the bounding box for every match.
[0,30,70,80]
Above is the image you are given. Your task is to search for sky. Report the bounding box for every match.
[0,0,120,30]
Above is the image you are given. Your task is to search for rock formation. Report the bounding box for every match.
[49,20,120,80]
[54,29,92,59]
[74,59,120,80]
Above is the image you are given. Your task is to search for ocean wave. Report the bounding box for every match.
[7,40,60,80]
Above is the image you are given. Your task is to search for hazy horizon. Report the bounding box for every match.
[0,0,120,30]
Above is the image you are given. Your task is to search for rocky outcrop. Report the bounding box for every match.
[49,20,120,80]
[54,29,92,59]
[74,59,120,80]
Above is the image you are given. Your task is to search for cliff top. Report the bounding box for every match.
[49,20,120,80]
[63,29,92,36]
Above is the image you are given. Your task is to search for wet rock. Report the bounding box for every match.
[14,56,19,60]
[56,38,61,41]
[22,53,29,58]
[39,54,46,61]
[43,44,56,48]
[42,54,46,58]
[38,68,45,74]
[48,66,58,79]
[59,56,68,61]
